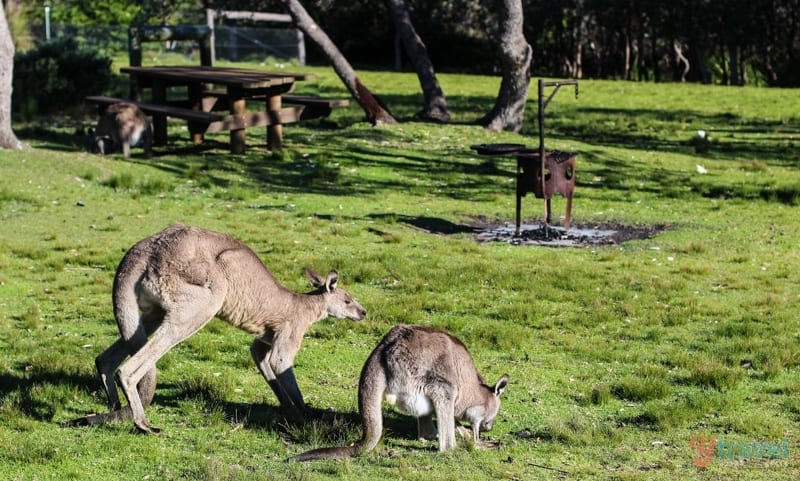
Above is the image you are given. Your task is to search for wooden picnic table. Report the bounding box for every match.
[119,65,315,153]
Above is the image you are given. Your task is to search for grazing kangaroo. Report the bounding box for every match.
[90,102,152,157]
[93,224,366,434]
[290,324,508,461]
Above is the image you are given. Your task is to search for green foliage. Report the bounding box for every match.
[12,37,112,119]
[34,0,141,26]
[6,0,35,51]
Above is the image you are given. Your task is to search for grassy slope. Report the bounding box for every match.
[1,63,798,480]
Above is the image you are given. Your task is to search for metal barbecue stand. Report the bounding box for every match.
[532,79,579,234]
[471,78,579,236]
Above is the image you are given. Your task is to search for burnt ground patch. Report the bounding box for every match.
[473,221,668,247]
[394,215,667,247]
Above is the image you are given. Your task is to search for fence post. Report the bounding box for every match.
[205,9,217,65]
[128,27,142,100]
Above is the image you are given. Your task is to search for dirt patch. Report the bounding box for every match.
[473,220,668,247]
[473,222,667,247]
[392,215,667,247]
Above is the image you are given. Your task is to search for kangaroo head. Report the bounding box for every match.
[306,268,367,321]
[467,374,509,433]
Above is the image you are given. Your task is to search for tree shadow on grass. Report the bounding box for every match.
[0,359,381,428]
[367,213,481,235]
[546,106,800,167]
[53,373,420,452]
[0,369,98,423]
[27,93,800,208]
[5,363,435,453]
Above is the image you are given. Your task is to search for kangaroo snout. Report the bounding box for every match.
[347,301,367,320]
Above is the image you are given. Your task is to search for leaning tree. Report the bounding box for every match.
[280,0,397,126]
[0,2,21,149]
[384,0,450,123]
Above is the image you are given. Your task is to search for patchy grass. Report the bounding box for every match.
[1,62,798,481]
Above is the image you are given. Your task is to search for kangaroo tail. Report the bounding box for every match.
[61,407,133,428]
[287,442,363,462]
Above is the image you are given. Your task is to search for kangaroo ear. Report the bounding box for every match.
[305,268,324,288]
[325,271,339,292]
[494,375,509,396]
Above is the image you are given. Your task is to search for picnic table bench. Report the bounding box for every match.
[86,25,350,154]
[201,90,349,119]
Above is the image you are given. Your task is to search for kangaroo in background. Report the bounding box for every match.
[90,102,152,157]
[88,224,366,434]
[290,324,508,461]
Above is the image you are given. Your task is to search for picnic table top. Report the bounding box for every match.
[119,65,315,90]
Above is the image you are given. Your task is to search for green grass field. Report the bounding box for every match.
[1,61,798,480]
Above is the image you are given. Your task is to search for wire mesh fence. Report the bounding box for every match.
[26,24,305,65]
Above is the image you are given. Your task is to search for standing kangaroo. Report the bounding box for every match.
[93,224,366,434]
[290,325,508,461]
[90,102,152,157]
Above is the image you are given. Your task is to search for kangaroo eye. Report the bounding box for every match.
[345,299,352,305]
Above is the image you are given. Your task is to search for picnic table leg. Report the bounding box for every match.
[229,91,247,155]
[151,80,168,146]
[266,95,283,151]
[188,84,205,145]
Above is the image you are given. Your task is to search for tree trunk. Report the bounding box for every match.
[719,42,728,84]
[384,0,450,122]
[0,3,21,150]
[688,40,711,84]
[279,0,396,125]
[637,29,648,81]
[624,32,631,80]
[479,0,532,132]
[673,40,690,82]
[728,44,740,85]
[651,24,659,82]
[572,1,585,79]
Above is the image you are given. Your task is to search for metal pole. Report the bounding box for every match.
[538,79,547,226]
[45,5,51,41]
[205,8,217,65]
[537,79,578,230]
[296,29,306,66]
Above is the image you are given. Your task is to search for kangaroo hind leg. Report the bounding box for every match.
[116,288,223,434]
[96,307,163,410]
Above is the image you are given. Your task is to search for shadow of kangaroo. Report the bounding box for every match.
[87,224,366,434]
[290,325,508,461]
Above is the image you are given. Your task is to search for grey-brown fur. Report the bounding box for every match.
[91,102,152,157]
[290,325,508,461]
[93,224,366,434]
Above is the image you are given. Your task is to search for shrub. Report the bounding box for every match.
[12,37,112,120]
